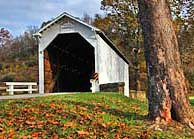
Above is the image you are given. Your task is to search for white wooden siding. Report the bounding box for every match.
[96,35,129,96]
[37,15,129,96]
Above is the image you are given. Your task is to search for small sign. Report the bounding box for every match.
[60,20,74,30]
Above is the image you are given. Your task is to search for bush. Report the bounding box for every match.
[185,70,194,91]
[26,60,37,67]
[190,72,194,90]
[0,74,16,82]
[0,64,4,70]
[5,64,10,69]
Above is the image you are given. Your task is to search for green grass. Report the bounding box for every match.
[190,97,194,107]
[0,93,193,138]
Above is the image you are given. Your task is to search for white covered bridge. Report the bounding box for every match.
[34,12,130,97]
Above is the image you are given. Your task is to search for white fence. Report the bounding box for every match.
[5,82,38,95]
[90,80,99,93]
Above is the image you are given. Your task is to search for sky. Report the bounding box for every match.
[0,0,103,37]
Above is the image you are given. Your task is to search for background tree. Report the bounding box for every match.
[95,0,194,93]
[137,0,194,127]
[82,13,93,24]
[0,28,13,61]
[0,26,38,82]
[177,0,194,92]
[0,28,13,48]
[96,0,145,91]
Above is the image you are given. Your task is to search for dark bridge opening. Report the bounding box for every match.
[44,33,95,93]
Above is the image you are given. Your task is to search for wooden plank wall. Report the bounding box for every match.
[44,50,54,93]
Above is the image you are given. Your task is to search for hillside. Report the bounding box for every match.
[0,58,38,82]
[0,28,38,83]
[0,17,194,94]
[0,93,194,138]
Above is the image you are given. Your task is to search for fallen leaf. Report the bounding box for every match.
[8,129,15,138]
[45,113,54,118]
[101,123,107,128]
[0,128,4,132]
[80,107,88,111]
[31,132,39,137]
[48,120,60,125]
[52,133,59,139]
[8,121,13,126]
[64,122,76,128]
[0,135,5,139]
[77,130,89,136]
[49,103,56,109]
[29,116,36,121]
[25,121,36,125]
[36,121,45,129]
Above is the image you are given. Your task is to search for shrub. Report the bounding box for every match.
[190,72,194,90]
[0,64,4,70]
[26,59,37,67]
[5,64,10,69]
[185,70,194,91]
[0,74,16,82]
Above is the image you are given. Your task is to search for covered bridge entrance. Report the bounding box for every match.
[34,12,130,96]
[45,33,95,93]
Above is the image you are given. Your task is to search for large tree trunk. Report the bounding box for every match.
[137,0,194,126]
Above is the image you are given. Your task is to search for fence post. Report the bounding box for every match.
[28,85,33,94]
[90,80,99,93]
[9,85,14,95]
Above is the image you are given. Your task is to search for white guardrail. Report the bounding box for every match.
[5,82,38,95]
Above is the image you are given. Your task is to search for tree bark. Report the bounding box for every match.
[137,0,194,125]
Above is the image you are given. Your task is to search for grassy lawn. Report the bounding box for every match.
[190,97,194,107]
[0,93,193,138]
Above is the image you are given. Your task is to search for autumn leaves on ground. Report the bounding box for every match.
[0,93,194,139]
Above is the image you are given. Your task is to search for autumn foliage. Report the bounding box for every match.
[0,93,194,138]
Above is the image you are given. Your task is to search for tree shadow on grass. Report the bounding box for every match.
[64,100,147,121]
